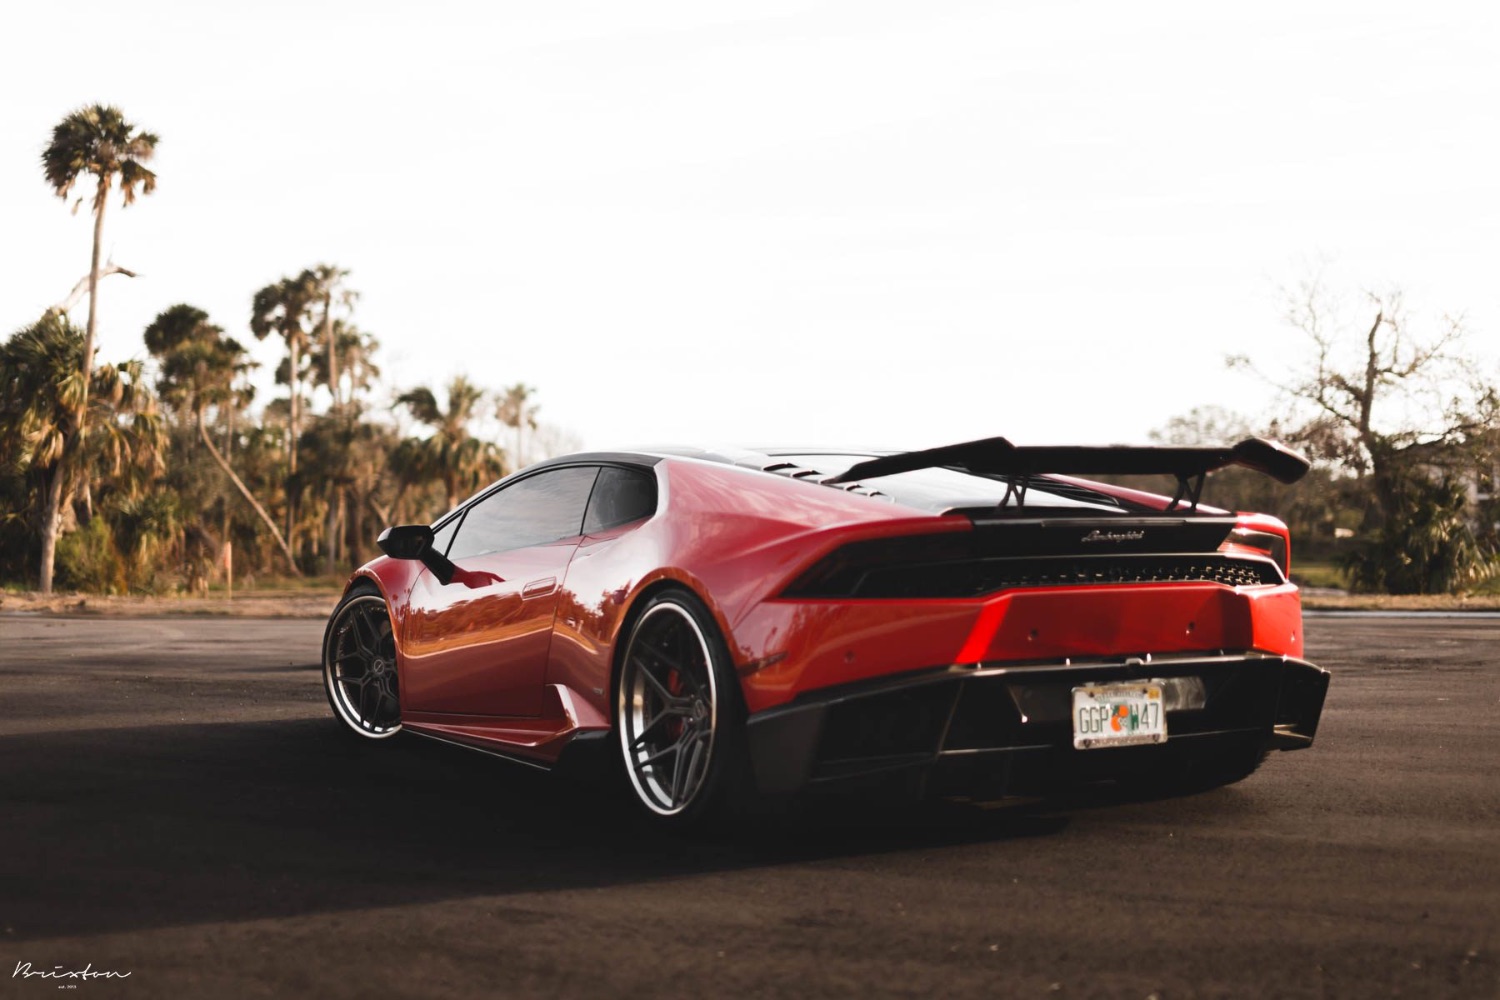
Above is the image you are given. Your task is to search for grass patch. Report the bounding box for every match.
[1290,560,1346,590]
[1302,592,1500,611]
[198,574,345,597]
[1468,573,1500,597]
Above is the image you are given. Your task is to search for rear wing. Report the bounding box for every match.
[826,437,1309,511]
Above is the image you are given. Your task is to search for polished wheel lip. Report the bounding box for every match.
[618,600,719,817]
[324,593,403,739]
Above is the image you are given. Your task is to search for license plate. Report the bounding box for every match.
[1072,681,1167,749]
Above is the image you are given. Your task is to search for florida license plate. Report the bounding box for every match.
[1072,681,1167,749]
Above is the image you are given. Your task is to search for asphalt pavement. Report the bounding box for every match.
[1,614,1496,998]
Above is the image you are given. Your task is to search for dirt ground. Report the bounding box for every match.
[0,587,343,618]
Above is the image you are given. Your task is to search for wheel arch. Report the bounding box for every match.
[323,575,385,658]
[322,585,404,739]
[606,573,739,722]
[344,569,387,601]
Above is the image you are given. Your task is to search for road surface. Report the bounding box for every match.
[1,614,1495,998]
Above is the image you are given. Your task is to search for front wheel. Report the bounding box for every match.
[616,590,748,826]
[323,587,403,739]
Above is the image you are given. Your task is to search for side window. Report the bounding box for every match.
[448,467,599,560]
[430,514,461,557]
[583,466,658,534]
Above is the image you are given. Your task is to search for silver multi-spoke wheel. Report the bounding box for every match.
[618,599,720,817]
[323,592,402,739]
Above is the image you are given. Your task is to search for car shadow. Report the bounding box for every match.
[2,717,1070,941]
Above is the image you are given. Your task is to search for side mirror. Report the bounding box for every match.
[377,524,433,559]
[376,524,458,585]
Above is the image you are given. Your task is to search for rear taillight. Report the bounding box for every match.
[1221,528,1289,578]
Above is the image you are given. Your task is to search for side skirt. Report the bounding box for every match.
[399,682,611,767]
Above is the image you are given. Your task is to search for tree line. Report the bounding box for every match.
[0,105,554,594]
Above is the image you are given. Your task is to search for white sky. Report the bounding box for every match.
[2,1,1496,454]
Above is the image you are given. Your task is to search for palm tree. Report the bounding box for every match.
[41,105,158,440]
[0,314,165,593]
[302,409,396,574]
[303,264,355,410]
[144,304,299,575]
[395,377,505,512]
[308,320,380,409]
[343,418,399,565]
[496,383,539,469]
[251,273,319,556]
[250,273,318,474]
[385,435,433,525]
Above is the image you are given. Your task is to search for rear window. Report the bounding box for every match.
[779,453,1122,512]
[584,466,657,533]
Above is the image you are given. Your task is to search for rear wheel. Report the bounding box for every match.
[323,587,402,739]
[616,590,748,826]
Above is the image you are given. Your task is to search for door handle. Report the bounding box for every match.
[521,577,557,599]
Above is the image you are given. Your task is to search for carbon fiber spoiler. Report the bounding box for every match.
[826,437,1309,510]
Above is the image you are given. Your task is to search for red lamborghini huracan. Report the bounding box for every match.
[323,437,1329,826]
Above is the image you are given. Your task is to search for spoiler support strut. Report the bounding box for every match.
[1168,472,1208,511]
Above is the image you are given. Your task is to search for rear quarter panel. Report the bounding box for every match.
[544,458,952,721]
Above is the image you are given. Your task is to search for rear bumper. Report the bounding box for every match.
[744,651,1329,798]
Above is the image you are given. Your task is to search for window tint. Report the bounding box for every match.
[782,454,1121,512]
[448,467,599,559]
[583,466,658,534]
[430,515,460,556]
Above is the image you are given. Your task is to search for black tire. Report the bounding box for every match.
[615,588,752,828]
[322,584,403,740]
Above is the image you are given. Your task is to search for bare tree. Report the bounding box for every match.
[47,263,138,317]
[1230,278,1499,591]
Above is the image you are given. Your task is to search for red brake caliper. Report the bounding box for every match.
[666,667,686,740]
